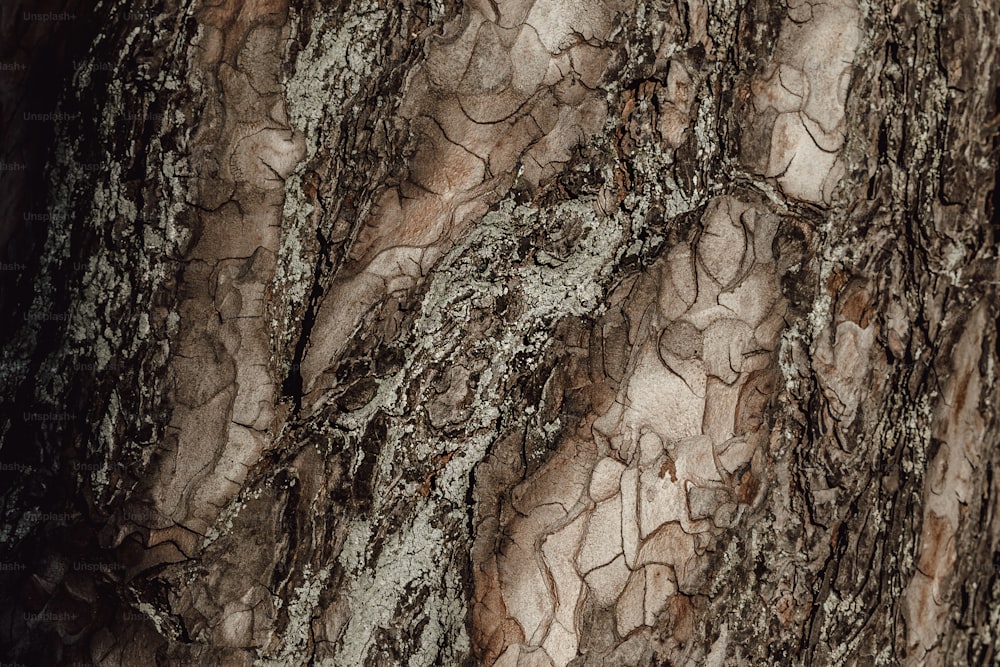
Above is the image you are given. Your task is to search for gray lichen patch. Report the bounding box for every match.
[273,2,395,370]
[294,193,632,664]
[331,510,468,666]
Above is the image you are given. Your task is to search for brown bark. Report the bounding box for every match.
[1,0,998,664]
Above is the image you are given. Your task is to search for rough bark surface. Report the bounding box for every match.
[1,0,998,665]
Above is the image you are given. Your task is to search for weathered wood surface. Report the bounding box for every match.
[1,0,998,664]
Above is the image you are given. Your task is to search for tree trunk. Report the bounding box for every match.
[1,0,998,664]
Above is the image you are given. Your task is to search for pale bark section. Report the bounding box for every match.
[904,303,989,664]
[473,196,786,665]
[299,0,628,403]
[755,0,859,204]
[471,0,863,662]
[136,0,305,546]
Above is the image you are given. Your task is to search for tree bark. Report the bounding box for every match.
[1,0,998,664]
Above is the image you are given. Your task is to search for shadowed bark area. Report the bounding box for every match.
[0,0,998,665]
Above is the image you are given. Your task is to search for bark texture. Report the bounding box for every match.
[1,0,999,664]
